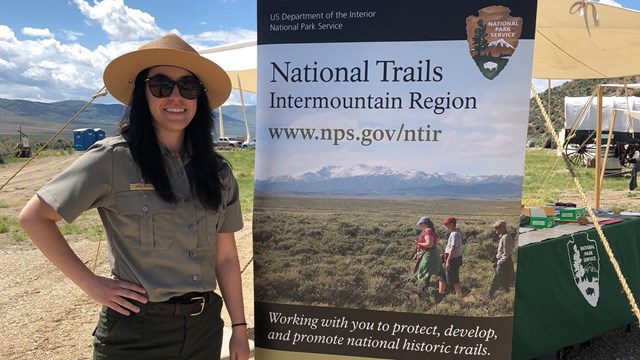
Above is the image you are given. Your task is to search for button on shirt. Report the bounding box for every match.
[37,136,243,302]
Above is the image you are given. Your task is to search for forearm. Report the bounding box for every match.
[215,233,247,326]
[216,232,250,359]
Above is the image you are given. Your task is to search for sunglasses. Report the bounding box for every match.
[144,75,203,100]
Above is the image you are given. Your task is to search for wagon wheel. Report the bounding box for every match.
[565,143,595,166]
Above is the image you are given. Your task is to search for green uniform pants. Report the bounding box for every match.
[93,293,224,360]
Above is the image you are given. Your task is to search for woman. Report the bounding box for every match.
[18,33,250,360]
[415,216,442,288]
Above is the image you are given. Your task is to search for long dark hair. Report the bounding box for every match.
[118,68,223,211]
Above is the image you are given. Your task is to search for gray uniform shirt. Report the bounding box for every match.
[37,135,243,302]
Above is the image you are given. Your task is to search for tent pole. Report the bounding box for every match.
[595,85,603,209]
[237,73,251,141]
[547,79,551,123]
[219,106,225,138]
[623,77,634,134]
[599,114,615,188]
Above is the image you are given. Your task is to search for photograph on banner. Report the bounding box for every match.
[254,1,536,359]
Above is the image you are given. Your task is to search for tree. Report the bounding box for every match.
[472,19,489,57]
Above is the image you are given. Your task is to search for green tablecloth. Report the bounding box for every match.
[512,217,640,359]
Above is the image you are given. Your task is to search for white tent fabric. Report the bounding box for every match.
[200,1,640,88]
[534,0,640,79]
[200,40,257,93]
[199,40,257,138]
[565,96,640,132]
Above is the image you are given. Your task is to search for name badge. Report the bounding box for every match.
[130,183,155,191]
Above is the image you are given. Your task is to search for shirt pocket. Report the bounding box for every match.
[115,191,175,250]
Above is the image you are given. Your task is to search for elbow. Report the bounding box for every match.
[17,195,57,230]
[17,206,32,229]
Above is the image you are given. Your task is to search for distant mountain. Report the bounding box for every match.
[0,98,123,135]
[213,105,256,138]
[255,164,523,199]
[488,38,514,49]
[0,98,256,138]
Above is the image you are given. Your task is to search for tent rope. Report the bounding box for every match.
[531,84,640,324]
[0,86,107,192]
[525,150,563,205]
[569,1,600,36]
[92,226,104,273]
[240,256,253,274]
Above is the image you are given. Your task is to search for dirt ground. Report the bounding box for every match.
[1,154,639,360]
[555,188,640,213]
[0,153,254,360]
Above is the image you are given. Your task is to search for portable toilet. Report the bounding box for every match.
[73,128,95,151]
[73,128,88,150]
[94,128,106,142]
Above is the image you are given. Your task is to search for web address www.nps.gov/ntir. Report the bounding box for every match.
[267,124,442,146]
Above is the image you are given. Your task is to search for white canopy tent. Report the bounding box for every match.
[533,0,640,208]
[200,40,257,139]
[533,0,640,79]
[200,40,257,93]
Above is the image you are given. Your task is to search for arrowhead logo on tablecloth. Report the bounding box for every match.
[567,233,600,307]
[465,6,523,80]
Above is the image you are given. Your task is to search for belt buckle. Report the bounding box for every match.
[190,296,206,316]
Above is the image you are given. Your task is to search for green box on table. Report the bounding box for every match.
[530,216,555,229]
[559,207,585,221]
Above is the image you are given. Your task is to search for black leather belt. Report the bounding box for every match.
[142,291,213,317]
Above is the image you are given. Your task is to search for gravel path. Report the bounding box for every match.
[561,322,640,360]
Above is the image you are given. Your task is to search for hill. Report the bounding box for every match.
[528,76,640,145]
[4,78,640,145]
[0,98,256,139]
[256,164,523,199]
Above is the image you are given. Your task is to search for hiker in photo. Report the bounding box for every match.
[414,216,443,292]
[487,219,516,299]
[18,33,250,360]
[441,216,464,298]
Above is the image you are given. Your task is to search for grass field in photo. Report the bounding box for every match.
[253,195,521,317]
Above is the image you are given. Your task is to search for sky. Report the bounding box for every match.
[0,0,639,106]
[0,0,257,104]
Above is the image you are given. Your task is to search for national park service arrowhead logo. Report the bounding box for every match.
[567,233,600,307]
[466,6,523,80]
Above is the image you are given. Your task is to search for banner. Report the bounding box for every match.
[254,1,537,359]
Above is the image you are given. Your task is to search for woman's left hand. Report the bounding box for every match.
[229,327,251,360]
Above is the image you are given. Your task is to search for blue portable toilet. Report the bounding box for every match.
[94,128,106,142]
[73,128,88,150]
[73,128,95,151]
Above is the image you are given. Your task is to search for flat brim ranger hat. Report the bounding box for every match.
[103,33,231,109]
